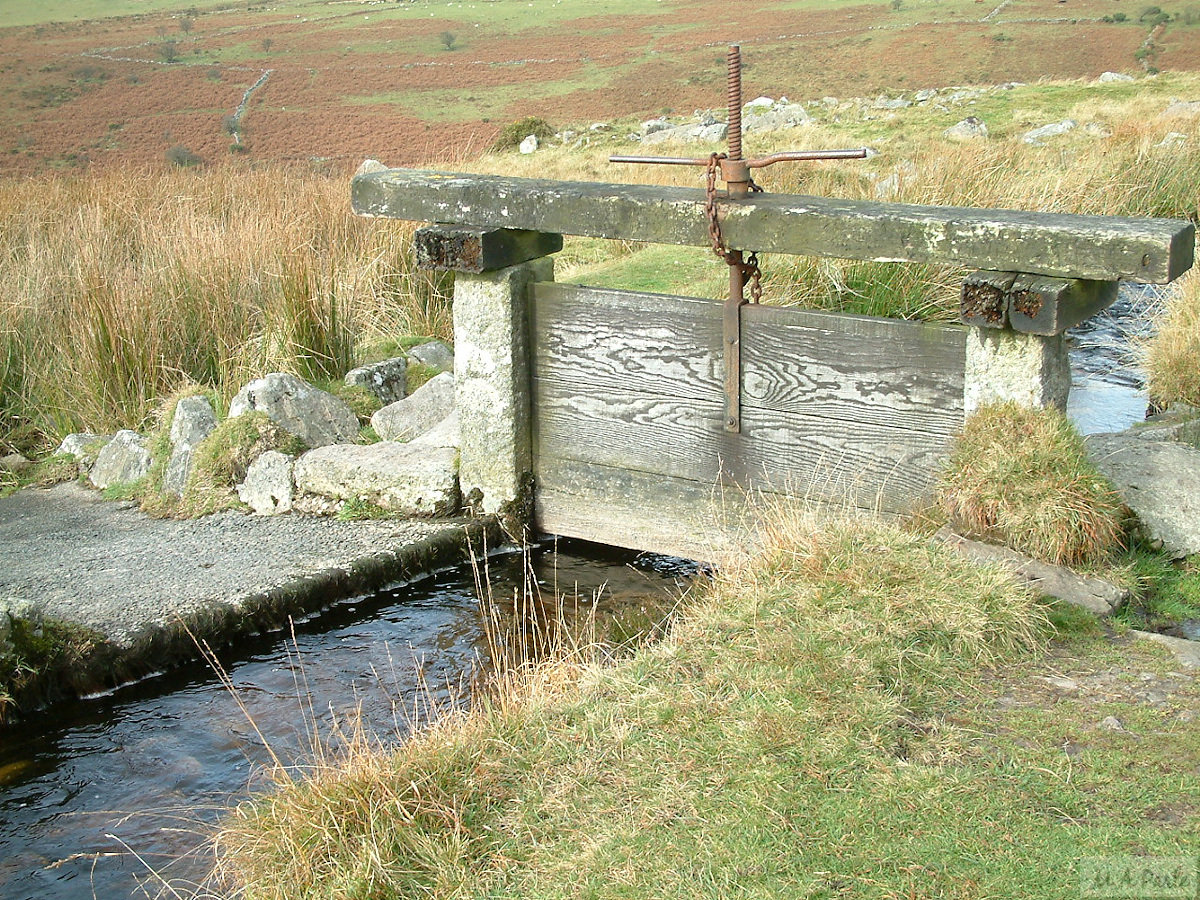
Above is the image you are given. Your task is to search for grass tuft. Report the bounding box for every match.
[1144,270,1200,408]
[175,412,306,517]
[490,116,554,153]
[938,403,1127,566]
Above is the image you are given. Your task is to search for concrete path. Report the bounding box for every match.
[0,484,490,701]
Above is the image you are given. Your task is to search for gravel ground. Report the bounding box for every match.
[0,483,482,649]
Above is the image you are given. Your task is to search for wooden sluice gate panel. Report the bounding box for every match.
[529,282,967,560]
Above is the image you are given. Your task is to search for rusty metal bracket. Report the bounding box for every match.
[611,45,866,433]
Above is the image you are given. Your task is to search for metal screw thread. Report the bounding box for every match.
[726,45,742,161]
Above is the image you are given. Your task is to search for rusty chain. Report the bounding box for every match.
[705,152,764,303]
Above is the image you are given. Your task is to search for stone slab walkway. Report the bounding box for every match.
[0,483,491,704]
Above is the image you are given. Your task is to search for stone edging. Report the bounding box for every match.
[5,517,500,720]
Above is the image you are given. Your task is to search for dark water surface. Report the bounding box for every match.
[0,540,695,900]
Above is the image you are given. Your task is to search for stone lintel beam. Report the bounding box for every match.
[415,225,562,273]
[353,169,1195,284]
[960,271,1120,334]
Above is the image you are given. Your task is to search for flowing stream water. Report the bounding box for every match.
[1066,283,1166,435]
[0,541,696,900]
[0,285,1168,899]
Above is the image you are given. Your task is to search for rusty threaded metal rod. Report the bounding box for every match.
[726,45,743,162]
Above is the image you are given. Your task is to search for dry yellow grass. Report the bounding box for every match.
[0,166,449,447]
[938,403,1127,566]
[3,74,1200,454]
[1144,268,1200,407]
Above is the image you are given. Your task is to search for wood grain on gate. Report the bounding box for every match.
[530,282,967,559]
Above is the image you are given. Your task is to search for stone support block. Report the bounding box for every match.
[1007,274,1118,335]
[964,328,1071,416]
[961,271,1119,335]
[415,225,562,273]
[454,256,553,523]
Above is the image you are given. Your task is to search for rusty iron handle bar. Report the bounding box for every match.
[610,148,868,168]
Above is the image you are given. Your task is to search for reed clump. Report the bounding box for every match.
[0,165,451,453]
[938,403,1127,566]
[1143,269,1200,408]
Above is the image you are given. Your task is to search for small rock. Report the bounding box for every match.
[162,447,194,499]
[1043,675,1080,693]
[229,372,359,449]
[56,433,110,466]
[355,159,388,176]
[1097,71,1135,84]
[743,104,813,133]
[821,96,839,109]
[89,430,152,490]
[1131,630,1200,669]
[873,95,911,110]
[170,396,217,450]
[1097,715,1126,732]
[371,371,456,443]
[0,597,45,662]
[874,172,901,200]
[1022,119,1077,145]
[1084,121,1114,138]
[407,340,454,373]
[409,410,460,450]
[237,450,294,515]
[345,357,408,406]
[914,88,938,103]
[162,396,217,497]
[0,453,32,475]
[557,129,577,142]
[641,117,671,135]
[1159,131,1187,147]
[1086,430,1200,557]
[685,122,727,143]
[743,95,775,113]
[588,122,609,132]
[294,442,459,516]
[518,134,538,154]
[944,116,989,140]
[946,88,985,103]
[1161,99,1200,118]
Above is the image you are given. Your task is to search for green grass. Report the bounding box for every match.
[348,65,611,125]
[1112,549,1200,632]
[335,497,398,522]
[211,513,1199,899]
[563,243,725,298]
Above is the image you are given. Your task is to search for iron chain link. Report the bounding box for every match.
[705,153,763,303]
